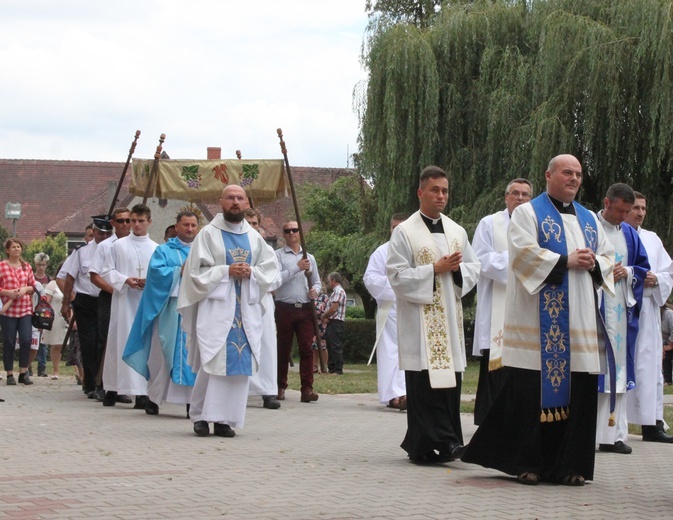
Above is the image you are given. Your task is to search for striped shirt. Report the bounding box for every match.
[328,284,347,321]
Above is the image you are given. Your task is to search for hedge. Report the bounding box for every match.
[342,318,475,364]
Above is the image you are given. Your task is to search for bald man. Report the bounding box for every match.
[178,185,278,437]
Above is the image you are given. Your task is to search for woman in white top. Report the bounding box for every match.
[42,279,69,379]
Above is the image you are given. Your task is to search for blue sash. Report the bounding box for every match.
[531,194,608,422]
[598,223,649,393]
[221,230,253,376]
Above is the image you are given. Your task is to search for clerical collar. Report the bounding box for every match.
[420,212,444,233]
[177,238,191,247]
[547,194,576,215]
[597,210,620,230]
[225,220,244,232]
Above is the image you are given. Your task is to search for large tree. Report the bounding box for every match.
[360,0,673,247]
[301,175,381,318]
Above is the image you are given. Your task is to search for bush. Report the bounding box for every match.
[342,318,376,363]
[346,306,365,319]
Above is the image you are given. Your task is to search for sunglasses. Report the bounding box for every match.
[283,228,299,234]
[115,218,131,224]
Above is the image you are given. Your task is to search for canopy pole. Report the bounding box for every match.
[276,128,327,373]
[142,133,166,205]
[108,130,141,216]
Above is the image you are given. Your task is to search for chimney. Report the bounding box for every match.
[207,147,221,160]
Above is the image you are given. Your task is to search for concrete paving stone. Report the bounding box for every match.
[2,380,673,518]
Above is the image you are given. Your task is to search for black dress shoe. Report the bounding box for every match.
[87,391,96,399]
[133,395,149,409]
[213,423,236,438]
[409,451,443,464]
[642,422,673,443]
[115,394,132,404]
[262,395,281,409]
[94,388,106,402]
[599,441,632,454]
[193,421,209,437]
[102,391,117,407]
[145,400,159,415]
[445,443,466,461]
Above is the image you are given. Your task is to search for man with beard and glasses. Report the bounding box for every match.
[178,185,278,437]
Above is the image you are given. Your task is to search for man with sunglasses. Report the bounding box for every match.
[99,204,157,408]
[275,221,321,403]
[89,207,132,402]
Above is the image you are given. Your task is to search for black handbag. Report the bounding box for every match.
[32,297,55,330]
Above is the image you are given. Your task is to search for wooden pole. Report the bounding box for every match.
[65,130,140,354]
[108,130,141,216]
[142,133,166,205]
[276,128,327,373]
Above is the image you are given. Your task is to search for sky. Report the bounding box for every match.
[0,1,370,168]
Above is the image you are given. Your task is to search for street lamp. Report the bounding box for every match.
[5,202,22,237]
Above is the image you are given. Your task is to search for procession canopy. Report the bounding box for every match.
[130,158,287,203]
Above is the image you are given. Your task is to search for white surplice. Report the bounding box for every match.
[364,241,406,404]
[626,228,673,425]
[472,209,509,357]
[101,233,157,395]
[249,260,283,397]
[596,213,636,445]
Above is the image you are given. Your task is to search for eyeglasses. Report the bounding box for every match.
[115,218,131,224]
[506,191,531,199]
[283,228,299,234]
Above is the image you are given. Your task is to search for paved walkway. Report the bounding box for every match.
[1,376,672,519]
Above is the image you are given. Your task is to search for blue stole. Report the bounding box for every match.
[597,223,649,393]
[123,238,195,387]
[531,194,605,422]
[221,230,253,376]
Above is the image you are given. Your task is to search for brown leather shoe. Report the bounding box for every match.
[300,390,319,403]
[277,388,285,401]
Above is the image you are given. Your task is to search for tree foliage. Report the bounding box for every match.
[300,175,381,318]
[360,0,673,247]
[365,0,444,28]
[0,224,9,250]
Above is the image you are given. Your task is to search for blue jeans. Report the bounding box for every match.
[37,342,48,372]
[1,314,33,372]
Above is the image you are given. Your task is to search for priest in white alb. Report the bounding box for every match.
[595,183,648,455]
[122,211,200,416]
[471,178,532,425]
[625,192,673,443]
[387,166,480,464]
[364,212,408,410]
[178,185,278,438]
[100,204,157,408]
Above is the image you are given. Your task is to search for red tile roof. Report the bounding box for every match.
[1,159,355,243]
